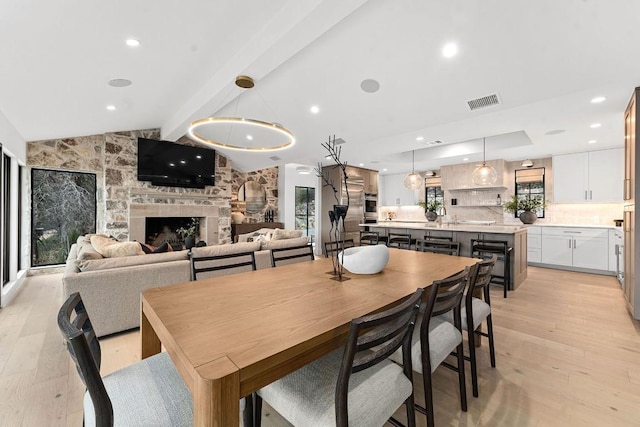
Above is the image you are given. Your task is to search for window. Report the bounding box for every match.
[425,185,444,210]
[31,169,97,266]
[514,167,545,218]
[294,186,315,242]
[3,154,10,285]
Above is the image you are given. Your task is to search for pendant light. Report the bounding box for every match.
[471,137,498,186]
[403,150,423,190]
[188,75,295,152]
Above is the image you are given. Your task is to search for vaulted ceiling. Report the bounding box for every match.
[2,0,639,173]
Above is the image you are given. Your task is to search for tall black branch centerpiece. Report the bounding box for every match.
[315,135,350,281]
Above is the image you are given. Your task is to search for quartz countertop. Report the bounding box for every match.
[362,221,526,234]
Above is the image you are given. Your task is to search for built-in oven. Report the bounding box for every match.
[364,193,378,220]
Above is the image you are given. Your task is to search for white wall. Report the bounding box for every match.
[278,163,320,244]
[0,108,26,162]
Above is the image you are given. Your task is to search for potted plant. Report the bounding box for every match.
[176,217,200,249]
[418,199,442,221]
[504,195,546,224]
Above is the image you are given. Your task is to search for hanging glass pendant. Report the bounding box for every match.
[471,137,498,186]
[403,150,423,190]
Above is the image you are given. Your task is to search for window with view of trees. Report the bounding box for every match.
[425,185,444,209]
[514,167,545,218]
[295,186,315,242]
[31,169,97,266]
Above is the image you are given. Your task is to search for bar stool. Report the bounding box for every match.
[470,239,512,298]
[388,232,414,250]
[359,230,380,245]
[415,235,453,251]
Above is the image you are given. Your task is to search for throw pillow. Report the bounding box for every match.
[152,242,170,253]
[271,228,303,241]
[91,235,144,258]
[139,242,155,254]
[77,242,104,260]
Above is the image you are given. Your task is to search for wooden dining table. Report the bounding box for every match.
[140,248,478,426]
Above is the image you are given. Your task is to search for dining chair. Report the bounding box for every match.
[189,247,257,281]
[254,288,424,427]
[270,243,315,267]
[471,239,511,298]
[58,292,250,426]
[359,230,380,245]
[388,232,414,249]
[389,267,470,427]
[442,255,497,397]
[416,239,460,256]
[323,238,355,257]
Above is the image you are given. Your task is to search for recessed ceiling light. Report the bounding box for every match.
[359,163,364,166]
[180,160,186,164]
[590,123,602,128]
[246,135,253,140]
[591,96,606,104]
[416,136,424,141]
[196,155,202,159]
[588,139,597,144]
[442,42,458,58]
[463,157,469,161]
[383,168,388,172]
[108,78,132,87]
[360,79,380,93]
[106,105,116,111]
[310,105,320,114]
[126,39,141,47]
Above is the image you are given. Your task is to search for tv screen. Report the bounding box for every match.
[137,138,215,188]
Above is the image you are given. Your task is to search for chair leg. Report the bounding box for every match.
[467,325,479,398]
[254,393,263,427]
[503,252,510,298]
[243,394,254,427]
[421,370,435,427]
[456,341,467,412]
[486,314,497,368]
[404,394,417,427]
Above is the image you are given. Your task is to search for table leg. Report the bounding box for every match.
[194,358,240,426]
[141,306,161,359]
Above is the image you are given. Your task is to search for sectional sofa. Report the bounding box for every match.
[63,234,310,337]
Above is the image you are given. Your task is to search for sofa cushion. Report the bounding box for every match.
[271,228,303,241]
[91,235,144,258]
[75,250,189,272]
[190,241,261,258]
[77,242,104,261]
[260,236,309,250]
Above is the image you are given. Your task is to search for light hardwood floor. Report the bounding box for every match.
[1,267,639,426]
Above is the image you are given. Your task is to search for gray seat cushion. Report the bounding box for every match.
[84,352,193,426]
[389,316,462,374]
[439,297,491,331]
[257,348,412,427]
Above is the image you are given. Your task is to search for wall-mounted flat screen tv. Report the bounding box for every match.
[137,138,215,188]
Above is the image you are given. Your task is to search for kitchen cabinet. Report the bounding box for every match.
[363,169,378,194]
[540,227,609,270]
[553,148,623,203]
[624,90,636,201]
[527,226,541,263]
[380,174,419,206]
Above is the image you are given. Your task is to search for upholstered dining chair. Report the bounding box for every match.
[254,288,424,427]
[58,292,250,426]
[442,255,498,398]
[270,243,315,267]
[189,241,259,281]
[390,267,470,427]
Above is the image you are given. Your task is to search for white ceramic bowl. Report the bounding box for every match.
[339,244,389,274]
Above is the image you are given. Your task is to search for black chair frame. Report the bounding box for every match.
[418,267,469,427]
[189,250,257,281]
[270,243,315,267]
[416,239,460,256]
[254,288,424,427]
[359,230,380,246]
[388,233,414,250]
[471,239,512,298]
[323,239,355,257]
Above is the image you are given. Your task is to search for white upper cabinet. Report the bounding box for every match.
[380,174,420,206]
[553,148,623,203]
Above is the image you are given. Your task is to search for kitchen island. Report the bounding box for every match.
[361,221,528,289]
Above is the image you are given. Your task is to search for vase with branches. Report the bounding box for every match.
[503,195,546,224]
[315,135,350,281]
[417,199,442,221]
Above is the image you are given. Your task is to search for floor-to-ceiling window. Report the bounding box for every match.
[295,186,315,242]
[2,153,10,285]
[31,168,97,266]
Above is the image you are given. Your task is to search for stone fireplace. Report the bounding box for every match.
[129,203,219,247]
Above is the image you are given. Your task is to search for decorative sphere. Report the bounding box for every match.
[403,173,423,190]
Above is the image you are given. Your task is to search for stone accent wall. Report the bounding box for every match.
[232,167,279,223]
[26,129,271,244]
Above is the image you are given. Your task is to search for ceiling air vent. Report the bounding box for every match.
[467,93,500,111]
[424,140,443,146]
[334,137,346,145]
[269,156,281,161]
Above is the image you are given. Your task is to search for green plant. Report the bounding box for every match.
[417,199,442,212]
[176,217,200,237]
[503,195,546,213]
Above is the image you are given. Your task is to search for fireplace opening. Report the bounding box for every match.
[145,217,197,250]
